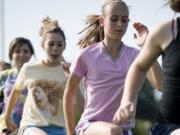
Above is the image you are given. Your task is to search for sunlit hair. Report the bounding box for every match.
[102,0,129,16]
[39,16,66,44]
[9,37,35,61]
[169,0,180,12]
[78,15,104,48]
[78,0,128,48]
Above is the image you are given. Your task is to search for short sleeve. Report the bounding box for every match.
[70,50,88,78]
[14,64,27,91]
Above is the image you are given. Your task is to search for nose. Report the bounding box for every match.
[117,19,123,27]
[19,51,26,57]
[52,44,58,50]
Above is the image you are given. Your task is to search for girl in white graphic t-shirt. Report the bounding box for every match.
[4,16,68,135]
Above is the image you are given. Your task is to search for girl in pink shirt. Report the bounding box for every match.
[63,1,162,135]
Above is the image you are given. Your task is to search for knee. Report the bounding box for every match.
[170,129,180,135]
[106,125,123,135]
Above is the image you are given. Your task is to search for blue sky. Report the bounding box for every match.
[1,0,176,62]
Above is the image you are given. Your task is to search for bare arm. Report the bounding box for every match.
[113,22,166,124]
[144,20,175,91]
[75,81,85,116]
[133,22,163,91]
[63,74,81,135]
[4,88,21,131]
[146,61,163,91]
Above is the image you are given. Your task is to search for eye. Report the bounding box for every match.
[48,42,54,47]
[23,49,31,54]
[57,41,64,47]
[14,49,20,54]
[111,16,118,22]
[57,43,63,47]
[121,18,129,23]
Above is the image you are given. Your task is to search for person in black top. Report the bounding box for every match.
[113,0,180,135]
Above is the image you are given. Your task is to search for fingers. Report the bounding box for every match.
[61,62,71,77]
[64,62,71,68]
[5,120,17,133]
[113,103,135,125]
[133,22,149,47]
[129,103,135,112]
[133,22,148,33]
[11,123,17,131]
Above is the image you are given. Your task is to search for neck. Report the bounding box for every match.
[42,59,60,67]
[14,64,22,72]
[102,40,122,52]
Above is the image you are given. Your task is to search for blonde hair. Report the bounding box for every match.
[78,15,104,48]
[102,0,128,16]
[39,16,66,44]
[78,0,128,48]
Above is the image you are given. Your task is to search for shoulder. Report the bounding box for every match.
[21,61,41,72]
[123,44,139,51]
[123,43,139,56]
[24,61,41,68]
[148,19,174,51]
[0,68,14,77]
[81,42,100,52]
[153,20,172,37]
[77,42,101,58]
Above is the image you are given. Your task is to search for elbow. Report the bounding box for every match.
[154,83,162,91]
[63,87,76,107]
[154,73,163,91]
[151,77,163,91]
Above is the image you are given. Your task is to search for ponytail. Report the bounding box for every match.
[78,15,104,48]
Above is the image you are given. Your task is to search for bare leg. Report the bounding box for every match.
[170,129,180,135]
[23,127,48,135]
[84,121,123,135]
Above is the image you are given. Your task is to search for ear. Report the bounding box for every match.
[99,16,105,27]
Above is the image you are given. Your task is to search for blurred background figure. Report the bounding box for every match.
[0,61,11,72]
[0,37,35,134]
[0,60,11,114]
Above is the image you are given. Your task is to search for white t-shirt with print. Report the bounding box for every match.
[14,60,67,132]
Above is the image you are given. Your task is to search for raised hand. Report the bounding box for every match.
[113,101,135,125]
[133,22,149,47]
[61,62,71,77]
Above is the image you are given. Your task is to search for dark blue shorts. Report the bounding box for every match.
[24,125,66,135]
[150,122,180,135]
[38,125,66,135]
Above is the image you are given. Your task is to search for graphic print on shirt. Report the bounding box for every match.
[27,79,65,116]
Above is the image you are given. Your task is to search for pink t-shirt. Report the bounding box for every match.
[70,42,139,134]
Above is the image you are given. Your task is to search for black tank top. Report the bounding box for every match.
[159,17,180,124]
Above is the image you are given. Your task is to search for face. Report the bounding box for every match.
[101,3,129,41]
[42,32,65,66]
[34,86,47,101]
[12,44,32,69]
